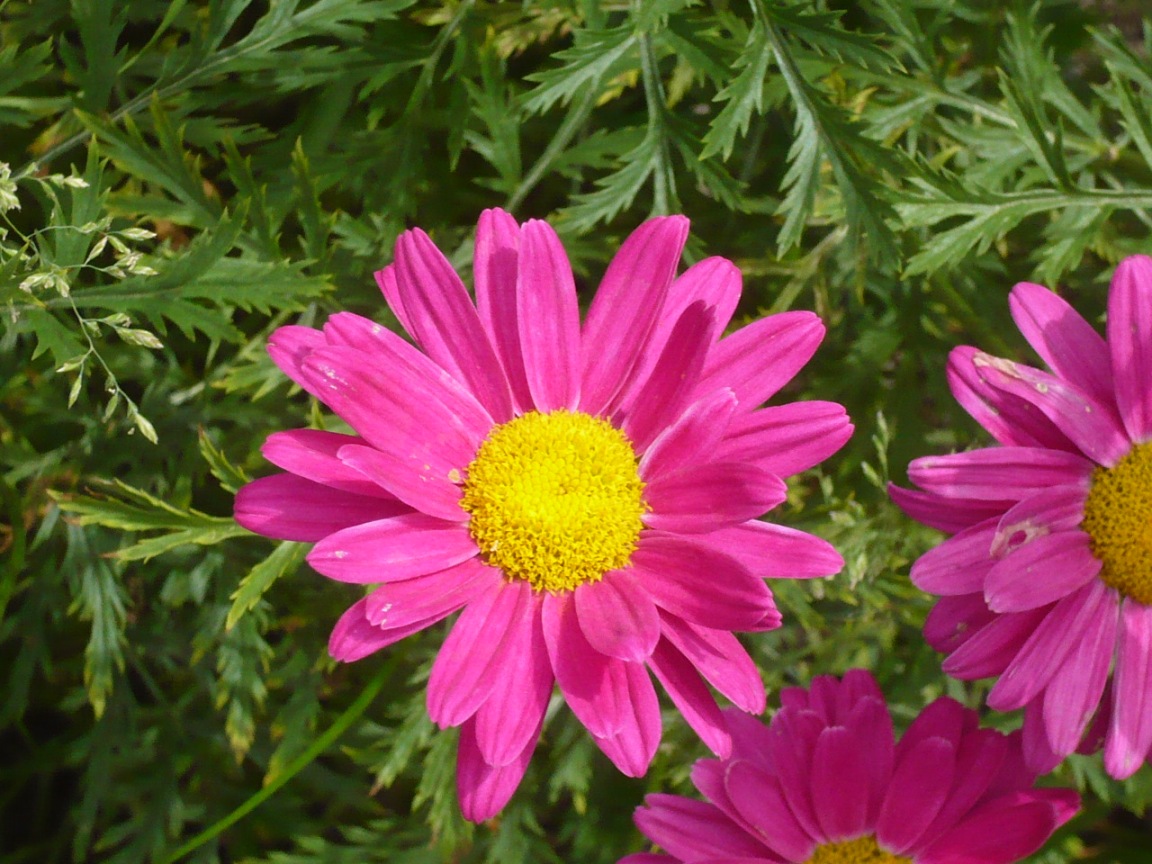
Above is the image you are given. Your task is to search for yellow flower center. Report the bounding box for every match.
[1082,440,1152,605]
[805,836,911,864]
[460,410,646,593]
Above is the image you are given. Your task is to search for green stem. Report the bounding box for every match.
[504,87,598,215]
[160,659,394,863]
[637,29,674,216]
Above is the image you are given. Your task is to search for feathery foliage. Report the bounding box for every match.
[4,1,1152,861]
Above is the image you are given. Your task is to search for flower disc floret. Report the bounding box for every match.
[1083,440,1152,605]
[460,409,647,593]
[807,837,910,864]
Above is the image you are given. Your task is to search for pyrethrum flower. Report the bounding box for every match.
[892,256,1152,778]
[234,210,851,820]
[623,670,1079,864]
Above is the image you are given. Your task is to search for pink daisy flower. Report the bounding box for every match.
[623,670,1079,864]
[234,210,851,820]
[891,255,1152,779]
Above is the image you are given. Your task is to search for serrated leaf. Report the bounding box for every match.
[214,606,273,760]
[199,429,251,494]
[561,126,663,231]
[53,479,246,561]
[522,25,638,115]
[227,541,305,630]
[763,1,895,72]
[63,524,128,719]
[20,307,86,365]
[759,8,898,259]
[69,204,331,342]
[70,0,129,113]
[700,19,772,161]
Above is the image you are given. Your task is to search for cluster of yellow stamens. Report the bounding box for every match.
[1082,440,1152,605]
[806,836,911,864]
[460,410,647,593]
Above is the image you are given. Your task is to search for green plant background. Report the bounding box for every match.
[3,0,1151,861]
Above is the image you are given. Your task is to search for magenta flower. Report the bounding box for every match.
[234,210,850,820]
[623,670,1079,864]
[892,255,1152,779]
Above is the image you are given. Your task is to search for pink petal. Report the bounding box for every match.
[234,474,409,542]
[988,580,1107,711]
[888,483,1008,534]
[363,556,501,628]
[620,301,713,452]
[322,311,403,354]
[972,350,1129,466]
[307,513,477,584]
[942,607,1049,680]
[575,569,661,662]
[473,586,554,766]
[876,737,956,854]
[456,714,541,823]
[261,429,393,498]
[633,794,773,862]
[1077,682,1112,756]
[920,728,1008,840]
[924,593,997,654]
[516,219,580,412]
[299,345,488,471]
[907,447,1092,501]
[589,659,662,777]
[267,324,330,400]
[1009,280,1114,408]
[644,463,787,534]
[764,708,825,839]
[698,520,843,580]
[320,311,500,442]
[810,725,871,840]
[1041,584,1119,757]
[393,228,513,421]
[900,696,968,750]
[328,597,430,662]
[990,484,1088,557]
[690,759,759,839]
[579,216,689,416]
[373,265,415,338]
[946,345,1079,451]
[631,534,777,631]
[660,614,766,714]
[917,792,1078,864]
[724,760,816,861]
[910,521,997,596]
[337,443,464,523]
[649,639,731,757]
[984,530,1101,612]
[1107,255,1152,441]
[618,257,743,412]
[843,695,895,822]
[717,401,853,479]
[426,580,528,728]
[473,208,533,412]
[542,591,635,737]
[1022,702,1064,775]
[696,312,824,411]
[639,389,738,480]
[1105,599,1152,778]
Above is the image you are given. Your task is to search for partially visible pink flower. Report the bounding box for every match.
[892,255,1152,779]
[235,209,851,820]
[623,670,1079,864]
